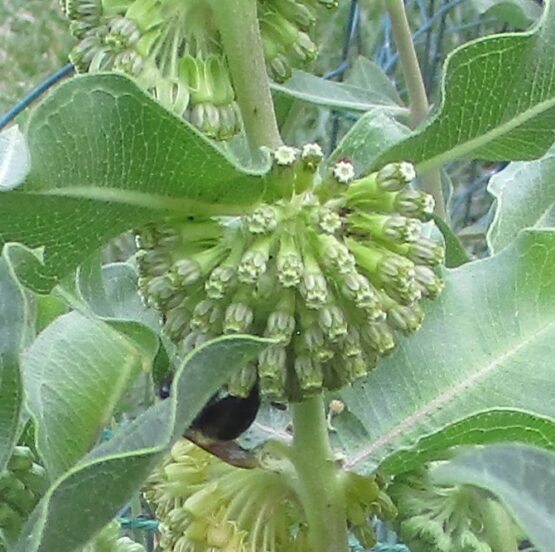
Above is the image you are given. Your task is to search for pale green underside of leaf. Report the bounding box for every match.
[380,409,555,476]
[15,335,268,552]
[471,0,543,27]
[271,69,408,115]
[433,444,555,552]
[375,0,555,170]
[0,126,30,191]
[0,73,267,294]
[335,230,555,474]
[488,145,555,254]
[0,244,30,473]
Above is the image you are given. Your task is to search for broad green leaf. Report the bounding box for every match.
[488,146,555,254]
[375,1,555,172]
[0,126,30,191]
[335,230,555,475]
[433,443,555,552]
[344,57,403,105]
[380,409,555,476]
[0,73,267,294]
[0,244,30,473]
[15,336,268,552]
[23,311,158,479]
[271,70,408,116]
[328,111,410,175]
[433,216,471,267]
[471,0,543,27]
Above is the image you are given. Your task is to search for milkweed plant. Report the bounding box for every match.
[1,0,554,551]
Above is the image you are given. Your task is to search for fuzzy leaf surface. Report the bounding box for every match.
[0,126,30,191]
[488,145,555,253]
[380,409,555,475]
[433,443,555,552]
[0,74,266,294]
[0,245,30,473]
[471,0,542,27]
[335,230,555,474]
[271,70,407,115]
[375,1,555,171]
[15,336,268,552]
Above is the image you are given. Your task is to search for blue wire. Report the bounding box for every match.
[0,63,74,131]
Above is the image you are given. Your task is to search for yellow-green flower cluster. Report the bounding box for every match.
[61,0,335,139]
[389,463,520,552]
[136,147,444,402]
[144,439,308,552]
[83,521,146,552]
[0,446,48,544]
[144,439,391,552]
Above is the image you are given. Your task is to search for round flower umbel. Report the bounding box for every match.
[62,0,336,138]
[135,148,444,402]
[144,439,308,552]
[389,463,521,552]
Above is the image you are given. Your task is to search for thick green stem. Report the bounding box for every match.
[386,0,446,219]
[209,0,282,152]
[290,396,349,552]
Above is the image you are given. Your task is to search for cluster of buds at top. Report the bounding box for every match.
[83,521,146,552]
[135,146,444,402]
[389,462,521,552]
[144,438,391,552]
[62,0,336,139]
[0,446,48,544]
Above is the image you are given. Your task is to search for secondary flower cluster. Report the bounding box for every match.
[61,0,335,139]
[84,521,146,552]
[0,446,48,544]
[389,463,520,552]
[135,146,444,402]
[145,439,392,552]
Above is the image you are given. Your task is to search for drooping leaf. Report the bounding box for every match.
[14,335,269,552]
[0,126,30,191]
[271,70,408,115]
[344,57,403,105]
[488,145,555,253]
[433,216,471,267]
[335,230,555,475]
[328,111,410,175]
[379,409,555,476]
[375,1,555,171]
[433,443,555,552]
[0,74,267,294]
[471,0,543,28]
[23,310,158,479]
[0,244,31,473]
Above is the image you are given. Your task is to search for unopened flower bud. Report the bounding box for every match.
[258,345,287,398]
[332,160,355,184]
[340,271,382,317]
[137,249,171,277]
[191,299,221,333]
[294,356,323,394]
[246,205,278,234]
[302,326,334,361]
[407,237,444,266]
[395,188,435,221]
[301,142,324,170]
[164,307,189,341]
[319,235,356,274]
[377,162,416,192]
[319,305,348,341]
[313,206,341,234]
[414,265,444,299]
[387,303,424,335]
[238,237,272,284]
[300,270,329,309]
[205,266,237,299]
[223,302,254,334]
[365,322,395,355]
[228,363,258,398]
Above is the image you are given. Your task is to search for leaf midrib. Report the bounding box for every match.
[346,316,555,470]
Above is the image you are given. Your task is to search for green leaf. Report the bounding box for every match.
[344,57,403,105]
[271,70,408,115]
[375,1,555,171]
[0,125,30,191]
[328,111,410,175]
[0,73,267,294]
[23,311,158,479]
[433,443,555,552]
[335,230,555,474]
[471,0,543,28]
[488,146,555,254]
[380,409,555,476]
[433,216,471,267]
[15,335,268,552]
[0,244,30,473]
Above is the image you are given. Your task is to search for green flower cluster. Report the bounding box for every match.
[136,147,444,402]
[145,439,390,552]
[0,446,48,544]
[61,0,334,139]
[390,463,520,552]
[83,521,146,552]
[144,439,307,552]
